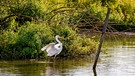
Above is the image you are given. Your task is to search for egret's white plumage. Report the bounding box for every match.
[41,35,63,57]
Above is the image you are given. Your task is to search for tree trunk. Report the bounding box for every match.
[93,8,111,70]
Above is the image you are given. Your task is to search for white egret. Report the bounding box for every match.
[41,35,63,58]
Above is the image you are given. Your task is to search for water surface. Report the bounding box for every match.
[0,36,135,76]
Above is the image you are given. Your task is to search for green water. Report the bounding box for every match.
[0,58,94,76]
[0,33,135,76]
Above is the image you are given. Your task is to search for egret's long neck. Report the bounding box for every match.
[56,37,61,44]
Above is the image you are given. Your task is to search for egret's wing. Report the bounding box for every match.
[41,43,55,51]
[54,43,63,55]
[46,47,58,56]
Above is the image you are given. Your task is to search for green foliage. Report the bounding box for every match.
[1,0,135,59]
[0,21,97,59]
[1,0,135,30]
[14,22,53,59]
[101,0,118,7]
[0,22,53,59]
[0,30,18,59]
[51,25,98,57]
[8,0,44,24]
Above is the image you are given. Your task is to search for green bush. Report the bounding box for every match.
[51,25,98,57]
[8,1,44,24]
[0,21,97,59]
[15,22,53,59]
[0,22,53,59]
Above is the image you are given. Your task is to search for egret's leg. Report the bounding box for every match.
[46,56,50,62]
[46,56,48,61]
[54,55,57,59]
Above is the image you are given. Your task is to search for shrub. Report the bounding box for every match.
[51,24,98,57]
[0,22,98,59]
[0,22,53,59]
[0,30,18,59]
[8,0,44,24]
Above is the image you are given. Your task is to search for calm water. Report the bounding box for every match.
[0,36,135,76]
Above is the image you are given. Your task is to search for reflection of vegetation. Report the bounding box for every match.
[85,32,135,48]
[0,60,47,76]
[0,58,94,75]
[102,34,135,48]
